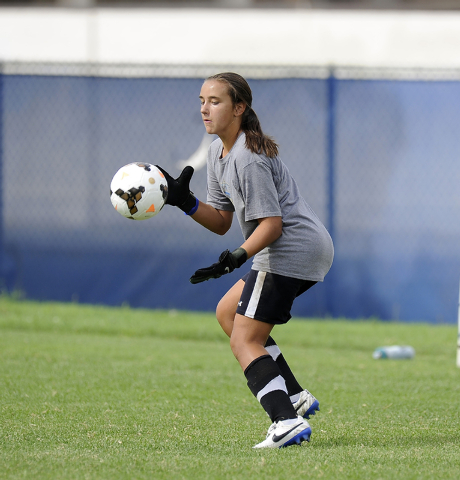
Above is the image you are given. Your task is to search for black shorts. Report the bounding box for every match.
[235,269,317,325]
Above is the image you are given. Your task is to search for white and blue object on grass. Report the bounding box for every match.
[373,346,415,360]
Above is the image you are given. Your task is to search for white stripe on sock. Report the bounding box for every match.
[256,375,288,402]
[245,271,266,318]
[290,393,300,404]
[266,344,281,361]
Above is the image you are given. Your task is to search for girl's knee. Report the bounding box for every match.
[215,298,225,323]
[216,299,234,337]
[216,298,228,325]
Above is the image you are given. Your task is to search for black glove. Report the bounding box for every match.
[156,165,198,215]
[190,248,248,284]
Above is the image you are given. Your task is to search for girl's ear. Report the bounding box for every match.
[234,102,246,117]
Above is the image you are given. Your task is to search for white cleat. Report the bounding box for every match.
[293,389,320,419]
[253,416,312,449]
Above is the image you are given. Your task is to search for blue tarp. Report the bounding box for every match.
[1,73,459,322]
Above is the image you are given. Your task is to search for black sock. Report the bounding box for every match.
[265,336,303,397]
[244,355,298,423]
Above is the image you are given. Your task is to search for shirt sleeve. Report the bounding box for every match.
[239,156,282,221]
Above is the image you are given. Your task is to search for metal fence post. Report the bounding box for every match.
[326,69,337,316]
[327,69,336,244]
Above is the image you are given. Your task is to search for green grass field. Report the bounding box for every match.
[1,296,459,479]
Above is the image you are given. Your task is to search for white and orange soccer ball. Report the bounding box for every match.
[110,163,168,220]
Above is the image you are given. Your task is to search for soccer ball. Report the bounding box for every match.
[110,163,168,220]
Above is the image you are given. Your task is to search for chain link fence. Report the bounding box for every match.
[1,62,459,322]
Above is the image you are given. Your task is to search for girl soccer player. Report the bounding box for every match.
[158,72,333,449]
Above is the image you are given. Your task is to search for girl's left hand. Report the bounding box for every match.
[190,248,248,284]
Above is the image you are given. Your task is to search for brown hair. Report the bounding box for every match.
[206,72,279,158]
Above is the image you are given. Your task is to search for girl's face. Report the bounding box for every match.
[199,80,243,137]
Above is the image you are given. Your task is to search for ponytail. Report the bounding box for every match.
[241,107,279,158]
[206,72,279,158]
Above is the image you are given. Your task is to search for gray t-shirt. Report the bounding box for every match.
[206,133,334,281]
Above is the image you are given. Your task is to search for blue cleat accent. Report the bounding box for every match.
[304,399,320,419]
[281,427,312,448]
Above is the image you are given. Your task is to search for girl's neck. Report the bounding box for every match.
[221,129,243,158]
